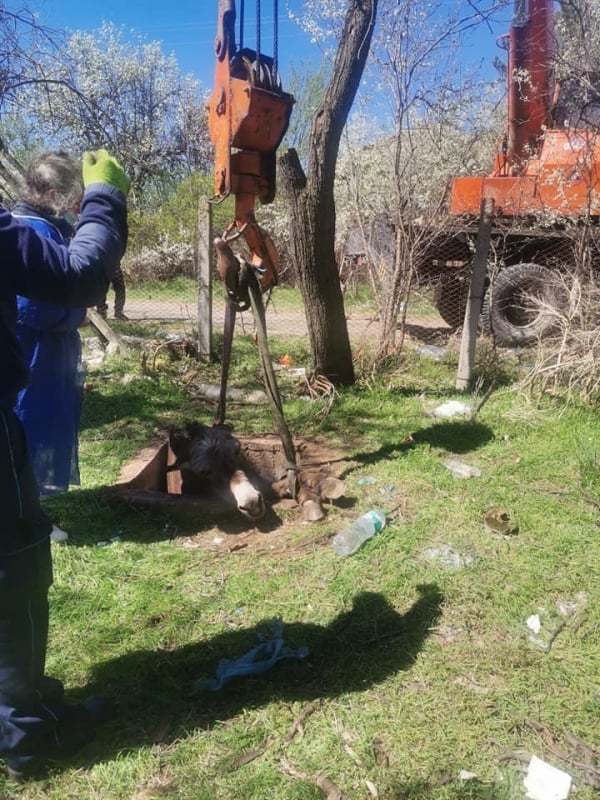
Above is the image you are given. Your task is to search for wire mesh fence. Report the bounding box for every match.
[92,219,600,357]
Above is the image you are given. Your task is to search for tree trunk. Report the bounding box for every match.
[279,0,378,386]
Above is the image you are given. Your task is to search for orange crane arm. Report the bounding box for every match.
[207,0,294,295]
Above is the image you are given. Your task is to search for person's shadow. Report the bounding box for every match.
[79,584,442,761]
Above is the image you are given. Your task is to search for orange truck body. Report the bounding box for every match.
[450,129,600,217]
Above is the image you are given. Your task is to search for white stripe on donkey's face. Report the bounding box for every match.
[168,423,266,520]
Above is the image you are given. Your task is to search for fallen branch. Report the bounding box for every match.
[279,758,352,800]
[281,699,321,747]
[229,700,322,770]
[579,486,600,512]
[229,737,276,769]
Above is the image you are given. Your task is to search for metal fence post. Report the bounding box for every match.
[197,195,213,360]
[456,197,495,391]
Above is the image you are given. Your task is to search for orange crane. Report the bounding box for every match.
[207,0,295,299]
[422,0,600,344]
[450,0,600,218]
[207,0,298,483]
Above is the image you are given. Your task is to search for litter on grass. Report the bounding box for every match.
[430,400,471,419]
[483,508,519,536]
[524,755,572,800]
[525,594,587,651]
[526,614,542,634]
[194,619,308,691]
[357,476,378,486]
[415,345,447,360]
[443,459,481,478]
[96,536,122,547]
[422,544,475,569]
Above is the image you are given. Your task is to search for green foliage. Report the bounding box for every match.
[124,174,238,284]
[576,437,600,503]
[128,174,235,252]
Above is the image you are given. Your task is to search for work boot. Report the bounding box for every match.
[4,694,110,782]
[5,760,47,783]
[114,311,129,321]
[81,694,110,725]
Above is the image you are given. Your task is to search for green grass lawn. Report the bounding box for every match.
[12,334,599,799]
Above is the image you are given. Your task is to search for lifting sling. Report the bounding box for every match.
[208,0,297,488]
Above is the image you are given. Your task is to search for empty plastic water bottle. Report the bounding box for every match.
[332,510,387,556]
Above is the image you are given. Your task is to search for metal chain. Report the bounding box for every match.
[256,0,261,76]
[239,0,245,50]
[273,0,278,77]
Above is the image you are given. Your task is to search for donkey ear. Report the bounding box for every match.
[224,436,241,456]
[186,422,209,440]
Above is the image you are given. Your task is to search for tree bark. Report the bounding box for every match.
[279,0,378,386]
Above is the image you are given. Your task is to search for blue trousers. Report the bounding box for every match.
[0,409,93,770]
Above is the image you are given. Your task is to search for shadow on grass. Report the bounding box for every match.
[346,420,494,471]
[43,485,311,544]
[77,584,443,763]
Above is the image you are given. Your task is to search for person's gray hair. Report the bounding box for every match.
[23,150,83,215]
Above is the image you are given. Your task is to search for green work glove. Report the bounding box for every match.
[82,149,130,195]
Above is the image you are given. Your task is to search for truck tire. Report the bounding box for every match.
[432,274,468,328]
[482,262,562,346]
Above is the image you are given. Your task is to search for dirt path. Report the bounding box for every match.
[111,299,452,343]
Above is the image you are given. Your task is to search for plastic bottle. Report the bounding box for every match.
[332,510,387,556]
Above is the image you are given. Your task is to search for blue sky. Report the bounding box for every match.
[37,0,323,90]
[36,0,511,92]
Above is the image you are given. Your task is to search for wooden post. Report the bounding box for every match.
[456,197,495,391]
[197,196,213,360]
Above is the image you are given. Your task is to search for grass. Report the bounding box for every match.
[8,330,600,799]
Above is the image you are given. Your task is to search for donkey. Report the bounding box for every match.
[167,423,266,520]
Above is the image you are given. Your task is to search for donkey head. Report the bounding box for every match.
[168,423,266,520]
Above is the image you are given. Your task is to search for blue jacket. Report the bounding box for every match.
[0,183,127,410]
[13,207,87,494]
[12,201,87,334]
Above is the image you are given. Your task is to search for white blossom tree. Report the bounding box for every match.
[334,0,507,356]
[21,22,211,196]
[0,3,64,112]
[554,0,600,128]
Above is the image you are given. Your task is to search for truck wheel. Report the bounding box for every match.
[482,263,562,346]
[432,275,468,328]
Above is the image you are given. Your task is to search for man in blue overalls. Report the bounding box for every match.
[0,149,129,781]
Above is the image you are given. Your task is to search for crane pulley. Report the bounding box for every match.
[208,0,294,296]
